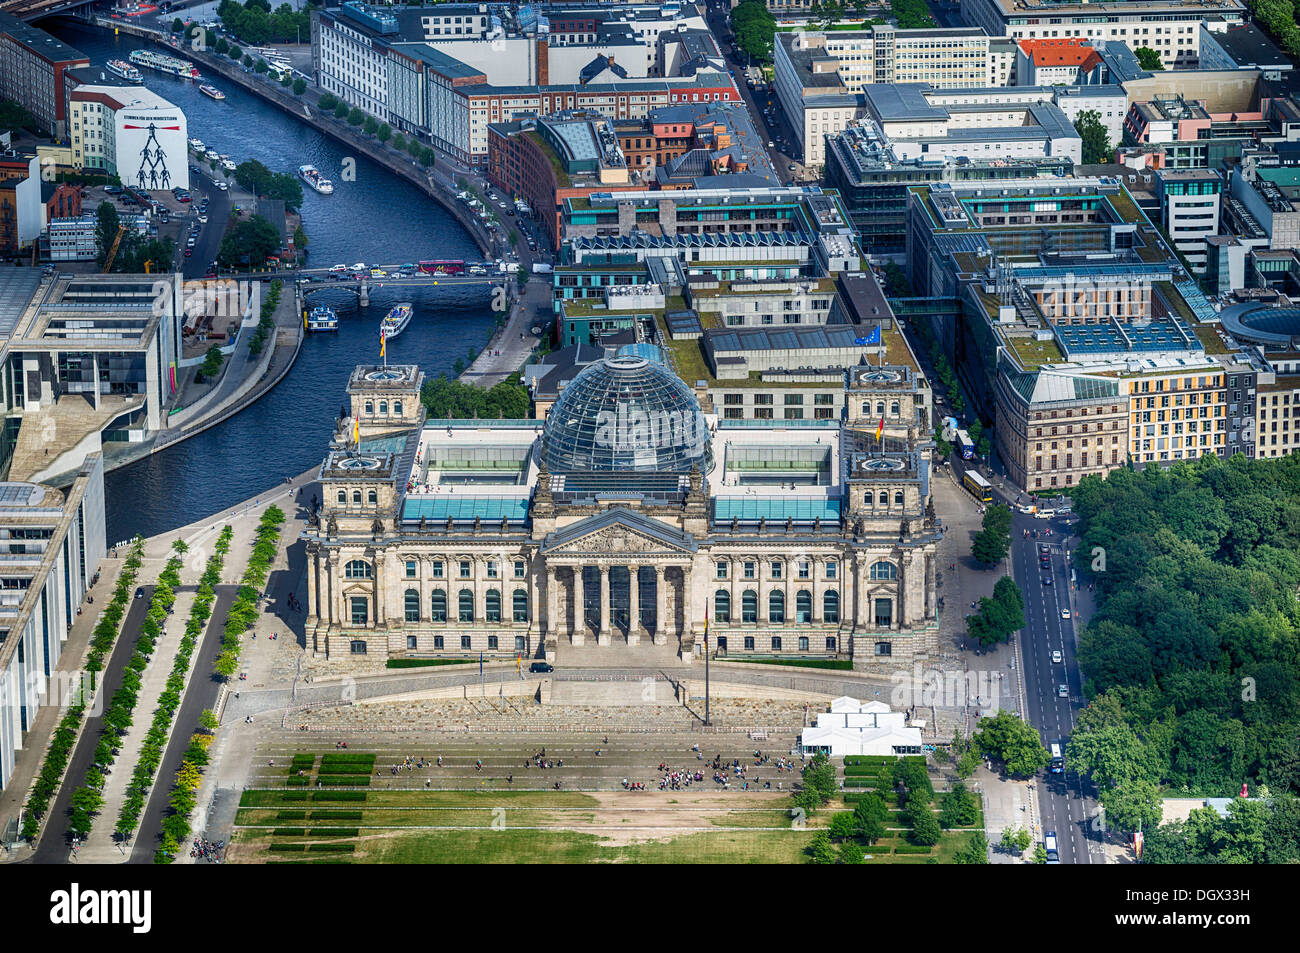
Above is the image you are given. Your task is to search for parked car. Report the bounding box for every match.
[529,661,554,673]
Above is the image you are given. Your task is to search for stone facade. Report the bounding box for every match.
[303,363,941,671]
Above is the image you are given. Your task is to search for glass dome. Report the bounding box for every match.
[543,357,711,474]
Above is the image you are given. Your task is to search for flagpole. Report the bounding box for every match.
[704,607,710,727]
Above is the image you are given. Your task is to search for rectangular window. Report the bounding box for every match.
[771,562,783,579]
[514,560,526,578]
[434,635,444,649]
[743,561,755,579]
[826,561,837,579]
[460,560,471,578]
[350,597,368,626]
[461,635,472,650]
[405,560,417,578]
[716,561,728,579]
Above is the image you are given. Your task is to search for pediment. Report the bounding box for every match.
[541,508,697,556]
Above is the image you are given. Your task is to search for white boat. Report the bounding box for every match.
[188,138,204,151]
[221,159,237,172]
[306,305,338,331]
[106,59,143,83]
[205,149,219,161]
[298,164,334,195]
[199,84,226,101]
[128,49,200,80]
[380,302,413,340]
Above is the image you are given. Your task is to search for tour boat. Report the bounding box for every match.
[221,158,237,172]
[128,49,200,80]
[188,138,205,151]
[199,84,226,101]
[105,59,143,83]
[298,164,334,195]
[205,149,219,161]
[306,305,338,331]
[380,302,413,340]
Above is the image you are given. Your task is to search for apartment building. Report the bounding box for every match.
[962,0,1246,67]
[0,12,88,139]
[773,26,1009,168]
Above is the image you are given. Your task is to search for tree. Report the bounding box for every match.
[198,709,220,732]
[392,133,406,152]
[955,831,990,864]
[891,0,937,28]
[376,122,392,143]
[200,346,224,380]
[852,793,888,844]
[0,100,36,137]
[1074,109,1112,165]
[280,72,292,86]
[292,77,307,96]
[94,201,121,269]
[172,17,185,32]
[972,710,1050,778]
[1099,778,1164,833]
[347,107,365,126]
[801,753,838,809]
[334,101,350,120]
[318,92,338,111]
[807,829,835,864]
[1032,843,1048,864]
[731,0,777,63]
[893,758,933,808]
[1134,46,1164,70]
[215,37,229,55]
[940,782,980,829]
[228,45,243,61]
[421,375,530,418]
[217,215,281,270]
[363,115,379,136]
[838,840,865,864]
[908,807,941,846]
[828,811,857,840]
[243,55,254,68]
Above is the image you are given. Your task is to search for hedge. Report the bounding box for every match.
[308,843,356,853]
[843,766,881,777]
[116,530,232,838]
[22,538,145,841]
[285,777,309,786]
[316,776,371,786]
[311,811,362,821]
[385,658,476,668]
[313,763,371,775]
[312,791,367,802]
[319,754,376,767]
[309,828,359,837]
[269,843,306,853]
[894,844,933,854]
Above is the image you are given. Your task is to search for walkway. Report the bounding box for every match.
[458,276,550,388]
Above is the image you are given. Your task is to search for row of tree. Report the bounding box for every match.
[731,0,777,64]
[971,502,1012,566]
[1067,454,1300,838]
[1250,0,1300,66]
[968,576,1026,648]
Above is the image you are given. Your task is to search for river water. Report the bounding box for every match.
[48,21,496,543]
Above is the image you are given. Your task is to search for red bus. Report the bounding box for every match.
[418,259,465,275]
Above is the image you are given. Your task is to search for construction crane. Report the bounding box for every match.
[101,224,126,273]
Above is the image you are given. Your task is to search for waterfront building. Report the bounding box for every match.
[961,0,1247,68]
[0,11,88,139]
[0,454,106,794]
[68,84,189,190]
[303,355,940,670]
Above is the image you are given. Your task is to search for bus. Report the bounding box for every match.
[1050,743,1064,774]
[418,259,465,275]
[955,428,975,459]
[963,470,992,503]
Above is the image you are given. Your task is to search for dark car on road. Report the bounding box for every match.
[1042,575,1053,586]
[529,662,554,673]
[135,587,144,599]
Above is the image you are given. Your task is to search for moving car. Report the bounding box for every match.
[135,587,144,599]
[529,661,553,673]
[1042,575,1053,586]
[1057,683,1069,698]
[1061,609,1071,619]
[1051,650,1063,664]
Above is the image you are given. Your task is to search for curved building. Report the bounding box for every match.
[303,363,941,671]
[1218,302,1300,348]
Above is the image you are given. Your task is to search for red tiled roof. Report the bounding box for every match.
[1018,37,1098,68]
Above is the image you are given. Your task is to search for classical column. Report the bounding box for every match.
[572,565,585,646]
[654,565,666,645]
[597,565,611,645]
[545,566,557,640]
[305,544,318,628]
[627,564,640,646]
[373,553,385,627]
[784,560,792,628]
[925,553,937,619]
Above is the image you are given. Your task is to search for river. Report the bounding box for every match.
[46,21,497,544]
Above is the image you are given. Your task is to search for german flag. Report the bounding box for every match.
[875,416,884,442]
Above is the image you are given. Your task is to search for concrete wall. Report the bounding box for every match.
[1123,70,1261,113]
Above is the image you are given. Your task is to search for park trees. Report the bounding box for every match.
[972,710,1050,778]
[971,503,1013,566]
[731,0,777,63]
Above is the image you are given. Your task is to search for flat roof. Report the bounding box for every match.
[0,11,87,64]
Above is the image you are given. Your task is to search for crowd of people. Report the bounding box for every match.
[191,837,223,862]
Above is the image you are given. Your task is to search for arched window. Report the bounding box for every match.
[513,588,528,622]
[337,490,346,504]
[769,590,785,624]
[364,401,374,414]
[404,588,419,622]
[715,590,731,623]
[741,589,758,623]
[870,561,897,581]
[458,589,474,623]
[823,590,840,624]
[878,492,888,505]
[894,491,904,505]
[379,400,388,414]
[344,560,372,579]
[891,401,900,416]
[368,489,378,504]
[485,588,501,623]
[430,589,447,623]
[395,400,403,415]
[796,590,812,623]
[875,401,885,415]
[352,490,362,505]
